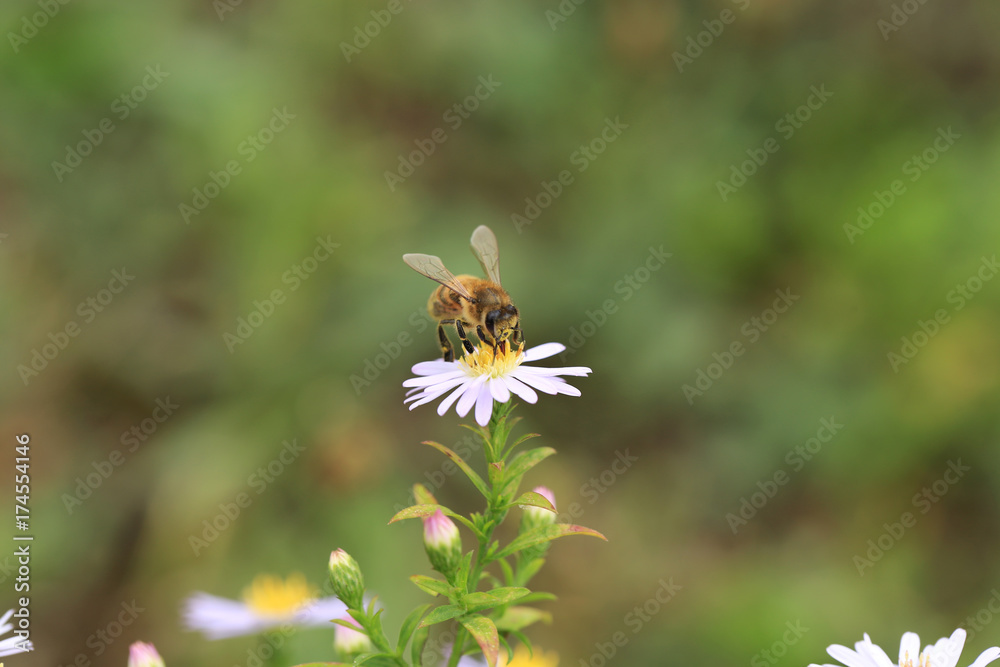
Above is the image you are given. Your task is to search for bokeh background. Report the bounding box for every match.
[3,0,1000,665]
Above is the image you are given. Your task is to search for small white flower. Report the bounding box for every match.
[183,573,347,640]
[811,629,1000,667]
[0,608,32,657]
[403,342,591,426]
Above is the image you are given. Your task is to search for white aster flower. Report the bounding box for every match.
[403,342,591,426]
[0,608,32,657]
[810,629,1000,667]
[183,573,347,640]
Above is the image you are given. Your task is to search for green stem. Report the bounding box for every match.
[446,628,468,667]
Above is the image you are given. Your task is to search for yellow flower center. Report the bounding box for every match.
[901,652,931,667]
[459,343,524,378]
[242,573,315,617]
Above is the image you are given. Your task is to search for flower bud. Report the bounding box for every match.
[422,510,462,578]
[519,486,557,564]
[520,486,557,533]
[328,549,365,610]
[128,642,165,667]
[334,615,372,657]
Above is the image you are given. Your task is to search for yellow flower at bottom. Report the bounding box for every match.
[499,646,558,667]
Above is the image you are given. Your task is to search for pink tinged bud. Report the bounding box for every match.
[524,486,557,525]
[334,616,372,656]
[128,642,165,667]
[328,548,366,610]
[423,510,460,548]
[422,510,462,577]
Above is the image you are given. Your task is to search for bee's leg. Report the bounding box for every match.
[436,322,456,362]
[512,325,523,347]
[453,321,476,356]
[476,326,498,359]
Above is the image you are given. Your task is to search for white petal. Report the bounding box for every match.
[183,593,270,639]
[900,633,920,667]
[926,631,965,667]
[515,365,592,377]
[0,637,32,657]
[296,597,349,626]
[549,381,582,397]
[828,644,875,667]
[502,375,538,404]
[489,378,511,403]
[522,342,566,362]
[456,376,487,417]
[512,371,564,395]
[406,376,468,407]
[968,647,1000,667]
[862,640,894,667]
[475,384,494,426]
[403,371,466,388]
[437,381,472,416]
[411,360,457,376]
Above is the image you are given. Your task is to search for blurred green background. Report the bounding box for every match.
[3,0,1000,665]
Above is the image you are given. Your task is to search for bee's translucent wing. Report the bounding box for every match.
[402,253,475,300]
[470,225,501,285]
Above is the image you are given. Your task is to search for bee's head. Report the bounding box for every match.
[485,305,520,343]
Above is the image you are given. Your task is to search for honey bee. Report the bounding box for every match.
[403,225,523,362]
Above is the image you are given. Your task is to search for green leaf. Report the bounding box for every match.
[418,604,465,628]
[331,618,363,632]
[352,653,399,666]
[499,634,514,664]
[413,483,439,505]
[509,630,532,656]
[495,606,552,632]
[453,551,474,592]
[501,447,556,492]
[397,603,432,650]
[503,431,541,458]
[517,591,557,604]
[498,557,515,585]
[488,461,504,487]
[460,615,500,667]
[387,503,448,523]
[495,523,607,559]
[410,575,452,597]
[515,557,545,585]
[424,441,490,498]
[509,491,555,513]
[460,587,530,613]
[410,626,429,667]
